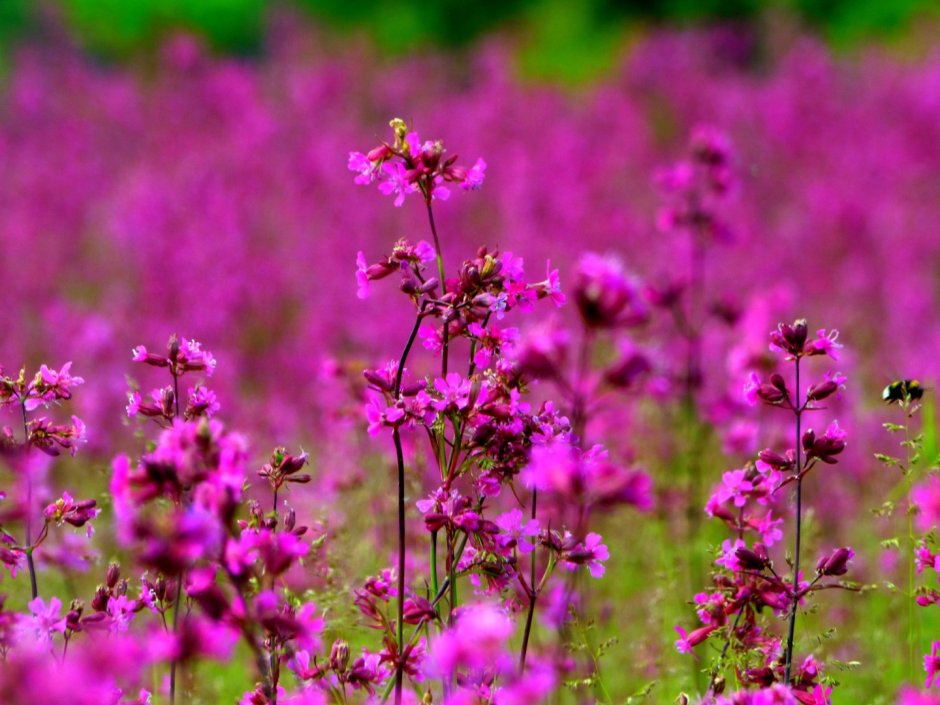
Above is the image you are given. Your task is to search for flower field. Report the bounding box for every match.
[1,16,940,705]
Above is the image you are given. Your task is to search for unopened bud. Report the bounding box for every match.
[330,639,350,672]
[806,380,837,401]
[817,547,853,576]
[91,586,109,612]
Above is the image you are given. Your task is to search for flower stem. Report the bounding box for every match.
[430,530,439,603]
[904,409,918,683]
[519,488,538,671]
[169,573,184,704]
[393,426,406,705]
[391,309,425,705]
[21,402,38,600]
[425,200,446,291]
[169,371,185,705]
[784,356,803,684]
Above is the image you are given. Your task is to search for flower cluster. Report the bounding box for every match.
[655,124,736,243]
[1,363,86,456]
[349,118,486,207]
[126,335,219,423]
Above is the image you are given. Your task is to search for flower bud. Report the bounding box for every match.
[758,448,791,469]
[330,639,350,672]
[106,562,120,588]
[817,547,853,576]
[788,319,808,349]
[91,585,109,612]
[366,145,392,162]
[801,429,816,451]
[418,278,439,294]
[400,381,426,397]
[806,380,838,402]
[735,544,770,571]
[756,384,787,404]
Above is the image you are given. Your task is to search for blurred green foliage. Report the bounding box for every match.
[0,0,936,81]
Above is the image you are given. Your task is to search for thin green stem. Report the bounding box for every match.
[430,530,439,606]
[519,488,538,670]
[391,309,425,705]
[425,200,446,293]
[20,402,38,601]
[169,369,185,705]
[904,409,919,683]
[784,357,803,684]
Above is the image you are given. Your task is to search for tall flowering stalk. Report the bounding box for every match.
[126,335,217,704]
[118,336,321,705]
[651,126,738,598]
[349,119,626,704]
[676,319,855,702]
[351,117,487,703]
[514,251,653,684]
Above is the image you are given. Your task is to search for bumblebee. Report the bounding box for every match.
[882,379,925,404]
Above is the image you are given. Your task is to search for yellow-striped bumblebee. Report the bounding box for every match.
[882,379,925,404]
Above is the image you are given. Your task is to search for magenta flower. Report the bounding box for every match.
[916,542,938,575]
[378,162,415,207]
[356,251,371,299]
[541,261,566,307]
[107,594,138,633]
[33,361,84,407]
[743,371,761,406]
[431,373,472,412]
[674,624,715,654]
[926,642,940,688]
[43,491,100,534]
[913,476,940,532]
[348,151,377,185]
[715,469,754,508]
[561,532,610,578]
[716,538,747,572]
[809,328,842,360]
[461,157,486,190]
[21,596,67,649]
[425,602,513,677]
[494,509,540,555]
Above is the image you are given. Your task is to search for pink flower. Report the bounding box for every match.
[674,624,715,654]
[809,328,842,360]
[431,373,471,412]
[913,476,940,532]
[348,151,377,185]
[744,371,761,406]
[21,596,67,649]
[378,162,415,207]
[494,509,540,555]
[716,538,747,572]
[426,602,514,677]
[355,251,370,299]
[107,594,138,633]
[926,642,940,688]
[461,157,486,190]
[715,469,754,508]
[561,532,610,578]
[542,261,566,307]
